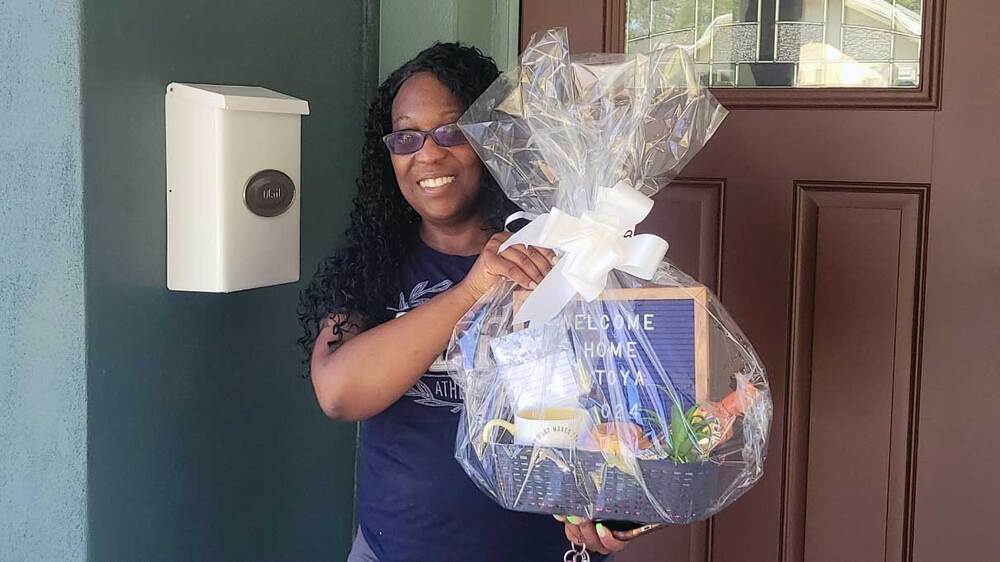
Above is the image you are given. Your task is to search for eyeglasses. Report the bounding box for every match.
[382,122,468,155]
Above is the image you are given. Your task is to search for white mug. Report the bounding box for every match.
[482,407,586,448]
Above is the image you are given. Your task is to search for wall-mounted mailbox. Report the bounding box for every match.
[166,83,309,292]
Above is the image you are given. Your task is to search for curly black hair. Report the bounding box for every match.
[297,42,516,368]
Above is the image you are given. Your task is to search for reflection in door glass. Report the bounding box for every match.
[625,0,923,88]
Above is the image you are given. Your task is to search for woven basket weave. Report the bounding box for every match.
[487,443,736,524]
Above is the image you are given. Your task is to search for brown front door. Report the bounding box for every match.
[522,1,1000,560]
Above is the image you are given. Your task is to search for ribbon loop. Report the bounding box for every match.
[499,181,669,325]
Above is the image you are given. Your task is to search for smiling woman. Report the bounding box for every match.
[387,73,484,230]
[297,44,623,561]
[298,44,515,347]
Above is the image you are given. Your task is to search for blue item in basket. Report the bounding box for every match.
[567,287,708,432]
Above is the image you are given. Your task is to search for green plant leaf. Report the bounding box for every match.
[670,402,689,460]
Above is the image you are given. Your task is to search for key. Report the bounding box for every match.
[563,542,590,562]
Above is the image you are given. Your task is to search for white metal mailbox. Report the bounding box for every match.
[165,82,309,292]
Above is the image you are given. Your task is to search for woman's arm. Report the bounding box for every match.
[310,232,554,421]
[310,282,479,421]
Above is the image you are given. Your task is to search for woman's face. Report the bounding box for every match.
[389,72,482,225]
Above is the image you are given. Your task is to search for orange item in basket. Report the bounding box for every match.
[583,421,653,456]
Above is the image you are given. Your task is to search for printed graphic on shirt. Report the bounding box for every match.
[404,373,463,412]
[389,278,464,411]
[387,279,453,315]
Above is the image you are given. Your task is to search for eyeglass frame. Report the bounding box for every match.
[381,122,469,155]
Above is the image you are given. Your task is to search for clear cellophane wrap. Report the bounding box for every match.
[447,28,772,524]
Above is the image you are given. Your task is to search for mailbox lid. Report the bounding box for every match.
[166,83,309,115]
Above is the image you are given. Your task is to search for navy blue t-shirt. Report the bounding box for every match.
[357,236,595,562]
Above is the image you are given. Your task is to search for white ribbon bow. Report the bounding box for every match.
[499,181,669,325]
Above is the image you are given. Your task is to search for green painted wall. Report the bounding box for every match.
[0,1,87,560]
[80,0,371,559]
[379,0,519,80]
[3,0,375,558]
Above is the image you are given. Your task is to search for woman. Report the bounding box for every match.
[299,43,629,561]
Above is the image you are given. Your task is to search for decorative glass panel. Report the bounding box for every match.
[780,0,826,22]
[844,1,891,29]
[651,0,696,33]
[712,63,738,86]
[893,62,920,86]
[842,26,893,61]
[628,0,652,40]
[894,0,922,32]
[652,29,698,49]
[712,24,760,62]
[776,22,826,62]
[625,0,925,88]
[695,0,713,35]
[893,34,920,61]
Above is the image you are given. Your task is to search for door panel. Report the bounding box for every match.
[788,186,927,562]
[805,206,899,562]
[519,0,607,52]
[644,180,725,294]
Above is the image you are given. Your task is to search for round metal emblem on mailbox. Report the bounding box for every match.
[244,169,295,217]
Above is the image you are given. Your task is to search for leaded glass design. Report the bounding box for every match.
[712,24,760,62]
[842,26,893,61]
[625,0,924,88]
[776,22,825,62]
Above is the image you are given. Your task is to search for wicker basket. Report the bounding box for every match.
[486,442,737,524]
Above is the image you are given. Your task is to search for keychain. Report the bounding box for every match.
[563,542,590,562]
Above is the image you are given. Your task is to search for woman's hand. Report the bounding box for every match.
[458,231,556,300]
[556,516,628,556]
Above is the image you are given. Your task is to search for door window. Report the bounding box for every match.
[625,0,923,88]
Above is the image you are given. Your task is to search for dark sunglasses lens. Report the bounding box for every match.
[385,131,424,154]
[432,123,468,147]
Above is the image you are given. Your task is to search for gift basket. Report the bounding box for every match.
[447,28,772,525]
